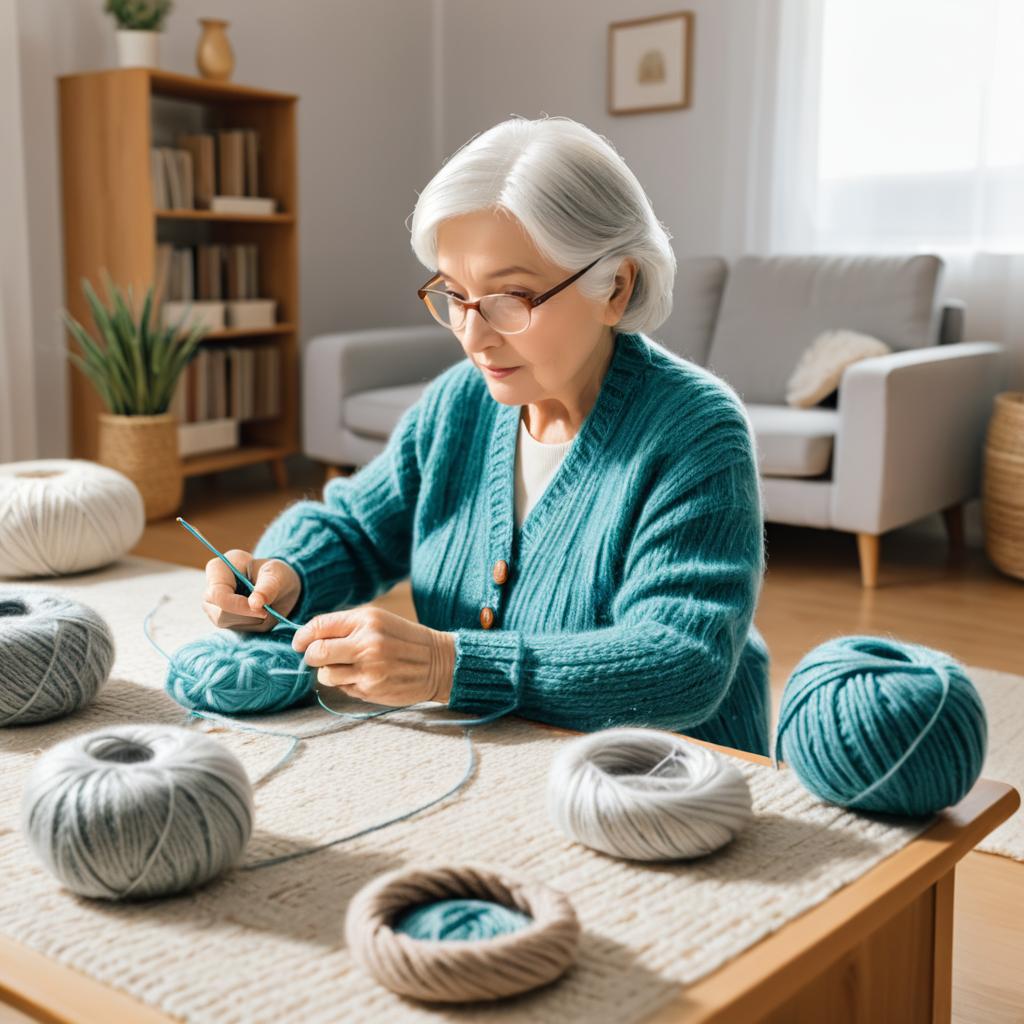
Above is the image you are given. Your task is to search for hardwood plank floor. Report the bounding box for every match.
[133,456,1024,1024]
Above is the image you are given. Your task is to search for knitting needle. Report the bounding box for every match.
[175,516,299,629]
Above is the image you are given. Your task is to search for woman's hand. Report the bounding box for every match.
[291,606,456,706]
[203,549,302,632]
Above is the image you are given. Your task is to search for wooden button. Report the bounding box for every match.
[492,559,509,585]
[479,606,495,629]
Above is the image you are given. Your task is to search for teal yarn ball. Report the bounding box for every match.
[393,899,533,941]
[774,635,987,817]
[165,628,313,714]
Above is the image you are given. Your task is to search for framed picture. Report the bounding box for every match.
[607,11,694,115]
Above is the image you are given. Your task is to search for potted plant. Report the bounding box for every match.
[104,0,173,68]
[61,269,207,520]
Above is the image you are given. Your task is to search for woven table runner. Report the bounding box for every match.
[0,557,933,1024]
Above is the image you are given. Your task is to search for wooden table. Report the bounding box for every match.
[0,734,1017,1024]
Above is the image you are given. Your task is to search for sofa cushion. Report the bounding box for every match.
[745,404,839,478]
[344,383,428,438]
[706,254,943,404]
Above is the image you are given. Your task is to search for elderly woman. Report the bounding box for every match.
[202,116,771,755]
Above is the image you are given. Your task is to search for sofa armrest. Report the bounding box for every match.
[831,341,1008,534]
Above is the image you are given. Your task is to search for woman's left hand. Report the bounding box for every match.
[291,606,456,706]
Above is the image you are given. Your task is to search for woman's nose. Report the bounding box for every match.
[461,307,501,349]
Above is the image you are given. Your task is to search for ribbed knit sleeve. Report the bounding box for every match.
[447,445,766,733]
[251,398,422,625]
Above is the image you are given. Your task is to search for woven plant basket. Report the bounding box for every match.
[98,413,183,522]
[982,392,1024,581]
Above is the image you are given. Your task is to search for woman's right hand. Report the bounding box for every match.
[203,549,302,632]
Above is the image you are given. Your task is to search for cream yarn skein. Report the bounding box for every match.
[0,459,144,577]
[547,727,753,860]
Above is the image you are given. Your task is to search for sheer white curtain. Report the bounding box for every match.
[740,0,1024,384]
[0,0,37,463]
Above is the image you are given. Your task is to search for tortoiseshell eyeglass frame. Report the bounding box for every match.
[416,254,605,334]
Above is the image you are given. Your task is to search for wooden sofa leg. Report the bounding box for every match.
[856,532,880,588]
[942,503,965,555]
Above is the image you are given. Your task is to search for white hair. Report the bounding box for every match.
[407,115,677,335]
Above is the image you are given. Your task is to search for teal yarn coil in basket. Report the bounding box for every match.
[773,634,987,817]
[165,628,314,714]
[394,899,533,941]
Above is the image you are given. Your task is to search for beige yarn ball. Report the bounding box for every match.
[345,863,580,1002]
[0,459,144,578]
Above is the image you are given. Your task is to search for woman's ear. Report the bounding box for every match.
[603,259,638,324]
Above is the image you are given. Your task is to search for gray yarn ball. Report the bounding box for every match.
[0,588,115,726]
[21,724,255,900]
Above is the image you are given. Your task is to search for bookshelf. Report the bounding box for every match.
[58,68,299,488]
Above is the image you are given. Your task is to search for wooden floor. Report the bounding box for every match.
[133,455,1024,1024]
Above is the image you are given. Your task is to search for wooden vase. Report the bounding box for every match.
[982,391,1024,581]
[196,18,234,81]
[97,413,183,522]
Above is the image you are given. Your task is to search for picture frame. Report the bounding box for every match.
[607,11,694,115]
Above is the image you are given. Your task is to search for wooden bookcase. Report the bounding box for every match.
[57,68,299,487]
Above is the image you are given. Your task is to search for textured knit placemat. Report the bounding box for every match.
[0,557,935,1024]
[966,665,1024,861]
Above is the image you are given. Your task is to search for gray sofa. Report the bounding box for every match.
[301,254,1007,587]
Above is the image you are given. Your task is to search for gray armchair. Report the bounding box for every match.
[301,255,1007,587]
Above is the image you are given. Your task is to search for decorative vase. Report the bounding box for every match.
[982,391,1024,581]
[97,413,183,522]
[116,29,160,68]
[196,18,235,81]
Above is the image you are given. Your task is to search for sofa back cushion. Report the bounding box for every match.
[705,254,943,404]
[656,256,729,362]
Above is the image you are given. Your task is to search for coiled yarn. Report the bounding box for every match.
[0,459,144,577]
[773,634,988,817]
[0,587,114,726]
[345,863,579,1002]
[547,726,753,860]
[165,627,314,714]
[21,723,254,900]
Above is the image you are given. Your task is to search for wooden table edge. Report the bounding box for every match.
[1,725,1018,1024]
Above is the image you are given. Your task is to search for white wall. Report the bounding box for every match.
[8,0,1009,548]
[16,0,437,458]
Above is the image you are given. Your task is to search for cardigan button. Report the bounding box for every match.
[492,559,509,585]
[480,606,495,629]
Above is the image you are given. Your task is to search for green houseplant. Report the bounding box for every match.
[104,0,173,68]
[62,269,207,520]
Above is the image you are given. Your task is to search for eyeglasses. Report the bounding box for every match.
[416,255,605,335]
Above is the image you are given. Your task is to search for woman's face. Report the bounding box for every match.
[433,208,635,410]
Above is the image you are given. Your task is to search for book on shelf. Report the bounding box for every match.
[208,195,277,215]
[168,345,281,427]
[155,242,276,328]
[178,418,239,458]
[152,128,275,212]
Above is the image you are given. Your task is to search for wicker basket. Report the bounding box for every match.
[97,413,183,522]
[982,392,1024,580]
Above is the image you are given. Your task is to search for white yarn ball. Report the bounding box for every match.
[547,727,753,860]
[0,459,144,578]
[0,588,114,726]
[21,724,255,900]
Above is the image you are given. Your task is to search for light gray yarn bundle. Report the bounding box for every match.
[0,588,115,726]
[547,727,753,860]
[21,724,254,900]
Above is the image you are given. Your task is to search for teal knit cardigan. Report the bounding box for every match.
[253,330,771,755]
